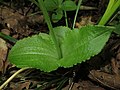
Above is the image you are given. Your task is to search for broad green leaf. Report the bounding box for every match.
[61,0,77,11]
[8,33,60,72]
[9,25,113,72]
[59,25,113,67]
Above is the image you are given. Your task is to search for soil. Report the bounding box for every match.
[0,0,120,90]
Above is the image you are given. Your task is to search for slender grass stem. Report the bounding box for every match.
[105,0,120,24]
[0,32,17,43]
[64,10,68,27]
[112,0,120,14]
[38,0,62,59]
[0,68,29,90]
[72,0,83,29]
[98,0,114,25]
[98,0,120,25]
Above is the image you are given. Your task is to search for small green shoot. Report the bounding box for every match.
[43,0,77,23]
[72,0,83,29]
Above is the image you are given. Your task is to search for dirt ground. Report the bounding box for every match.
[0,0,120,90]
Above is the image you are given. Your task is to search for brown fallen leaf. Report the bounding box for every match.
[61,80,105,90]
[78,81,105,90]
[10,80,31,90]
[0,6,42,37]
[88,70,120,90]
[75,16,95,28]
[111,57,119,75]
[0,38,8,73]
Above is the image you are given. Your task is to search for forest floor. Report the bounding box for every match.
[0,0,120,90]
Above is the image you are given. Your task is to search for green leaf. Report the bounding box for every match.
[9,25,113,72]
[59,25,113,67]
[114,24,120,35]
[44,0,63,11]
[52,10,63,23]
[53,26,70,44]
[9,33,60,72]
[61,0,77,11]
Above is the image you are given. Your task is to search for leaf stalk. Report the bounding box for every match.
[38,0,62,59]
[0,68,29,90]
[72,0,83,29]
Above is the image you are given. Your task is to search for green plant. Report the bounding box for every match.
[8,25,113,71]
[43,0,77,24]
[8,0,115,72]
[0,32,17,43]
[98,0,120,35]
[98,0,120,25]
[0,0,119,89]
[114,23,120,35]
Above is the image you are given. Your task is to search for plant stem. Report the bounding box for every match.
[38,0,62,59]
[0,68,29,90]
[64,10,68,27]
[72,0,83,29]
[98,0,114,25]
[0,32,17,43]
[98,0,120,25]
